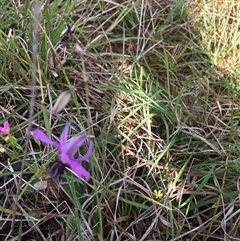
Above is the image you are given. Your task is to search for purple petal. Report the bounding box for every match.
[4,121,10,132]
[60,123,70,146]
[60,149,71,165]
[67,134,87,156]
[74,140,94,162]
[0,127,6,134]
[60,153,90,180]
[0,121,10,135]
[67,159,90,181]
[33,130,60,149]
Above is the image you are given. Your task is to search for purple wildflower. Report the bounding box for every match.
[0,121,10,135]
[32,124,93,181]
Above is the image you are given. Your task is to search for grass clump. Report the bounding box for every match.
[0,0,240,240]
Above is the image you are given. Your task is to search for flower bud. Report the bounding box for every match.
[52,89,72,115]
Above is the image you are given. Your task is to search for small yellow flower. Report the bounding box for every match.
[153,189,163,199]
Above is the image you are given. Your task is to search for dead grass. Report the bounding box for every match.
[187,0,240,92]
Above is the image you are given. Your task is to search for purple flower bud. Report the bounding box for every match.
[52,89,73,115]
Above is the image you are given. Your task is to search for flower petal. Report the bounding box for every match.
[4,121,10,132]
[67,159,90,181]
[60,149,71,165]
[33,130,60,149]
[0,127,5,134]
[0,121,10,135]
[74,140,94,162]
[67,134,87,156]
[60,123,70,146]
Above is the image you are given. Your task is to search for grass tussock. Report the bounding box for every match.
[0,0,240,240]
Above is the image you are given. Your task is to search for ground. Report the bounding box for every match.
[0,0,240,240]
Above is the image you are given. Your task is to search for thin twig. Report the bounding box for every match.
[7,0,41,239]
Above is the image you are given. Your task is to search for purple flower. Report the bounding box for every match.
[33,123,93,181]
[0,121,10,135]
